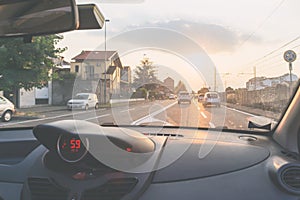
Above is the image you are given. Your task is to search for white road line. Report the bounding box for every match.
[209,122,216,128]
[0,112,82,127]
[131,101,177,125]
[200,112,207,119]
[0,110,104,127]
[85,114,111,121]
[224,106,256,117]
[120,108,135,113]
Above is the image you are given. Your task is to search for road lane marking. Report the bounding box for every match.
[85,114,111,121]
[209,122,216,128]
[131,101,177,125]
[0,110,106,127]
[224,106,256,117]
[200,112,207,119]
[120,108,135,113]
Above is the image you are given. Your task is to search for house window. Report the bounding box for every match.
[86,65,95,79]
[75,65,79,73]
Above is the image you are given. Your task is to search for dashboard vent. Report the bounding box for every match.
[281,167,300,192]
[143,133,184,137]
[82,178,138,200]
[28,177,69,200]
[281,151,299,160]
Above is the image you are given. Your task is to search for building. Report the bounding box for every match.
[246,73,298,91]
[163,77,174,92]
[18,57,70,108]
[120,66,132,97]
[71,50,122,80]
[70,50,123,103]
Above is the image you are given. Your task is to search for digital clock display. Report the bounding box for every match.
[57,134,89,162]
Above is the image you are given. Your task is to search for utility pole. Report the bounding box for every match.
[214,67,216,91]
[253,66,256,91]
[253,66,257,104]
[104,19,110,104]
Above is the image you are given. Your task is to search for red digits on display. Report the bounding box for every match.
[70,139,81,149]
[76,139,81,149]
[70,139,76,149]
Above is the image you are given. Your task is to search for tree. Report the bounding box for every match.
[198,87,209,94]
[174,80,187,94]
[0,35,65,103]
[133,57,158,89]
[225,86,234,93]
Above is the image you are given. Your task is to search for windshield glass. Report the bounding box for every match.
[206,94,219,98]
[0,0,299,132]
[179,93,189,96]
[73,95,89,100]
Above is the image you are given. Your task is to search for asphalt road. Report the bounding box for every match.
[0,99,265,130]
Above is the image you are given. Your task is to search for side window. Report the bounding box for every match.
[75,65,79,73]
[0,97,6,104]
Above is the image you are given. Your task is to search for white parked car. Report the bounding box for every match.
[203,92,221,107]
[67,93,99,110]
[0,96,15,122]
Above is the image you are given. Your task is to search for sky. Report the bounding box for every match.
[57,0,300,91]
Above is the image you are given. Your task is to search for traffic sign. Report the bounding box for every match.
[284,50,297,63]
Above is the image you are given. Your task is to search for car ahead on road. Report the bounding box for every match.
[198,93,205,102]
[203,92,221,107]
[178,91,192,104]
[67,93,99,110]
[0,96,15,122]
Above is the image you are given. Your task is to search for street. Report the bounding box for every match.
[0,99,260,130]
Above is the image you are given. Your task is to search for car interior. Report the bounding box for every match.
[0,0,300,200]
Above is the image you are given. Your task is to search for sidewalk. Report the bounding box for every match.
[14,100,140,117]
[17,105,67,113]
[15,105,67,117]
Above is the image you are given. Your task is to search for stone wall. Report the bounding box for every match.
[223,84,293,113]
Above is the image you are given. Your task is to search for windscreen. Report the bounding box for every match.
[0,0,299,132]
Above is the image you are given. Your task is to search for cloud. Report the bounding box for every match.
[61,19,262,61]
[125,19,262,54]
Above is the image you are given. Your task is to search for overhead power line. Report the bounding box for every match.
[239,35,300,72]
[239,0,287,48]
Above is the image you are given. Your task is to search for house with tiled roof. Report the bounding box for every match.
[120,66,132,97]
[70,50,123,103]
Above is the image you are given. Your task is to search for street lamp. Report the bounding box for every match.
[104,19,110,104]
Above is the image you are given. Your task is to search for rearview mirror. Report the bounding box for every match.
[77,4,105,30]
[248,116,272,131]
[0,0,79,37]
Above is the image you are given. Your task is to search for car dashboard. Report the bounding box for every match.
[0,120,299,200]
